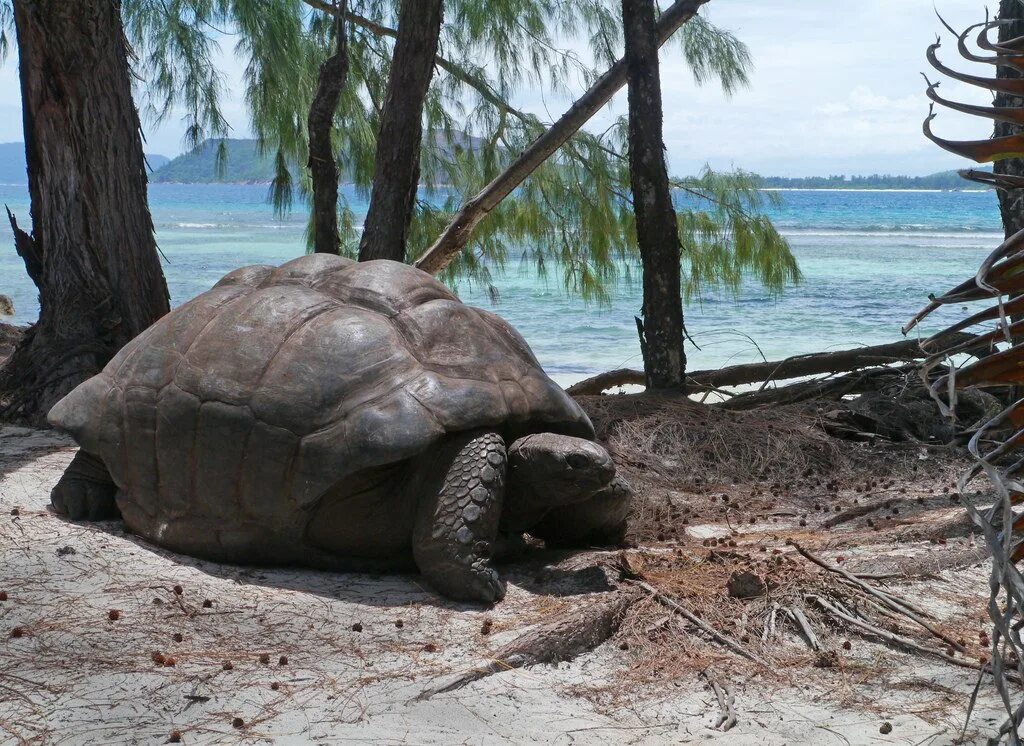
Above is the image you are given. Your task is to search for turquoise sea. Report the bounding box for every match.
[0,183,1003,386]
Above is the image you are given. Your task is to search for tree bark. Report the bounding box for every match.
[358,0,443,263]
[307,0,348,255]
[0,0,170,425]
[996,0,1024,238]
[414,0,709,275]
[623,0,686,392]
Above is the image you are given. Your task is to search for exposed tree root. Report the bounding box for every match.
[701,668,737,731]
[414,589,640,700]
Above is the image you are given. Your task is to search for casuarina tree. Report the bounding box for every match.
[0,0,170,424]
[358,0,443,263]
[621,0,687,391]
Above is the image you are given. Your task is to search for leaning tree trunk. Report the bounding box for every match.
[0,0,170,425]
[622,0,686,392]
[414,0,708,275]
[308,0,348,255]
[358,0,443,263]
[996,0,1024,238]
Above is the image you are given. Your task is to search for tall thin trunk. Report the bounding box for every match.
[996,0,1024,238]
[622,0,686,392]
[0,0,170,425]
[307,0,348,255]
[358,0,443,263]
[414,0,708,275]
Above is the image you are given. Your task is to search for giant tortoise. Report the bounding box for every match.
[47,255,631,603]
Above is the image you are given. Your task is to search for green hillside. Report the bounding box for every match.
[150,132,488,184]
[150,139,289,183]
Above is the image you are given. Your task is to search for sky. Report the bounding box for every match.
[0,0,1004,177]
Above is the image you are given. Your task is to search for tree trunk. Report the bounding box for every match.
[358,0,443,263]
[307,0,348,255]
[0,0,170,425]
[996,0,1024,238]
[414,0,709,275]
[622,0,686,392]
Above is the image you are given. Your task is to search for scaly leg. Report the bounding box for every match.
[411,430,507,604]
[50,450,120,521]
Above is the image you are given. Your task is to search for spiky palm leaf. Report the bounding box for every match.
[909,15,1024,743]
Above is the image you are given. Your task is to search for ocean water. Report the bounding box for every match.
[0,183,1003,386]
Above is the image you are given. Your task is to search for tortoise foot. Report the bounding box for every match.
[412,430,508,604]
[50,451,120,521]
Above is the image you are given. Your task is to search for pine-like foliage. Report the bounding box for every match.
[46,0,800,301]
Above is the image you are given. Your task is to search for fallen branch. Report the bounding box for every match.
[809,595,981,673]
[567,335,984,397]
[786,607,820,652]
[701,669,738,731]
[414,590,638,700]
[821,495,888,529]
[792,543,963,652]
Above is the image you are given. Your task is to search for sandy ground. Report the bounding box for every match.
[0,424,1017,745]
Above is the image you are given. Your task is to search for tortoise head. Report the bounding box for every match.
[506,432,616,504]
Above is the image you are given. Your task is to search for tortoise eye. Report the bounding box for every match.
[566,453,589,469]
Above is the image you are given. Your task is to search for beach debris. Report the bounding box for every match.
[880,722,893,735]
[107,609,120,621]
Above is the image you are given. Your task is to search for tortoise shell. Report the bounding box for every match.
[48,255,593,538]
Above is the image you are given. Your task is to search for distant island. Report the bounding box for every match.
[0,139,992,190]
[758,170,991,191]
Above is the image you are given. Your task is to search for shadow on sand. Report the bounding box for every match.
[51,508,620,611]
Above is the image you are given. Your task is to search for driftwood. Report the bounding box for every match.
[414,590,639,700]
[566,335,980,397]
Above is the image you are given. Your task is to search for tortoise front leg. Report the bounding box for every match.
[411,429,507,604]
[50,450,121,521]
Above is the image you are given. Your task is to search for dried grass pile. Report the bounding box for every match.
[578,393,845,488]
